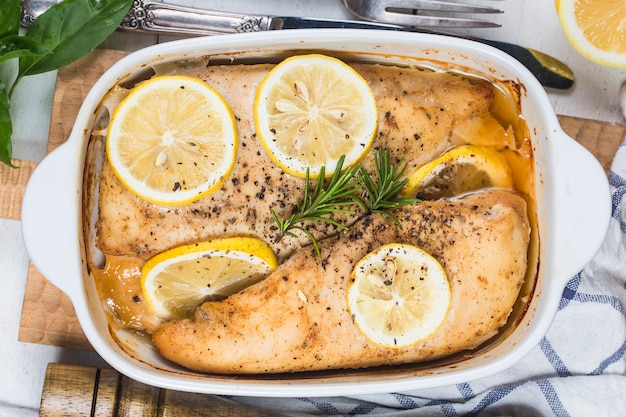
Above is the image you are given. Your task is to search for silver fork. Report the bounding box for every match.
[343,0,503,28]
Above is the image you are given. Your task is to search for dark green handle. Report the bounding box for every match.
[478,38,574,90]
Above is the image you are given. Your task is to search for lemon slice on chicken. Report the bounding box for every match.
[347,243,451,348]
[254,54,377,178]
[141,237,278,320]
[401,145,513,200]
[106,75,238,206]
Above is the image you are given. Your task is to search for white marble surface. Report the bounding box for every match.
[1,0,625,414]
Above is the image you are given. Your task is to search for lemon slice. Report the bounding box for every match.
[347,243,451,348]
[254,54,377,178]
[401,145,513,200]
[141,237,278,320]
[106,75,238,206]
[557,0,626,67]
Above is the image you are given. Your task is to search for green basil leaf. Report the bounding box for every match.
[0,80,16,168]
[0,0,20,39]
[0,35,52,66]
[19,0,133,76]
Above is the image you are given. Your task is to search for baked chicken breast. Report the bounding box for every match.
[153,190,530,373]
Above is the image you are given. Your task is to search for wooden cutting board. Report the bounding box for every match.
[1,48,623,351]
[39,363,280,416]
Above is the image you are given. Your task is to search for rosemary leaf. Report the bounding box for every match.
[271,148,419,259]
[292,226,322,260]
[272,155,363,255]
[360,148,420,220]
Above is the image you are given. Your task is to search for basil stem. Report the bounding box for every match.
[0,81,14,167]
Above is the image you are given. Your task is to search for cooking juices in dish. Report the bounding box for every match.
[82,53,537,374]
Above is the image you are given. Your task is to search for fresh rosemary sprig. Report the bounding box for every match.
[272,148,420,259]
[360,147,420,226]
[271,155,364,259]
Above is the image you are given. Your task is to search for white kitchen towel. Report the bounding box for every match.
[232,139,626,416]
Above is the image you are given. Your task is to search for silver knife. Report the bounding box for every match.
[21,0,574,90]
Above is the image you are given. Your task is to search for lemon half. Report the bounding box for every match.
[401,145,513,200]
[106,75,238,206]
[347,243,451,348]
[254,54,377,178]
[141,237,278,320]
[557,0,626,67]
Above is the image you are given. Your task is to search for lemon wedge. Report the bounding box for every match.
[347,243,451,348]
[254,54,377,178]
[141,237,278,320]
[106,75,238,206]
[557,0,626,67]
[401,145,513,200]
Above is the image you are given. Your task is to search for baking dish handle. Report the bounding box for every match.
[549,131,611,284]
[21,142,83,299]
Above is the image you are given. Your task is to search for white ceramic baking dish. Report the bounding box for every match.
[21,29,610,396]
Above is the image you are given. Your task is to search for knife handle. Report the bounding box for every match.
[20,0,269,35]
[120,0,271,36]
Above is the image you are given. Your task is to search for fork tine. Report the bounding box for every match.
[342,0,502,28]
[388,0,503,14]
[383,14,502,28]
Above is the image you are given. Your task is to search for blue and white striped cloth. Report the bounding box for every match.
[233,139,626,416]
